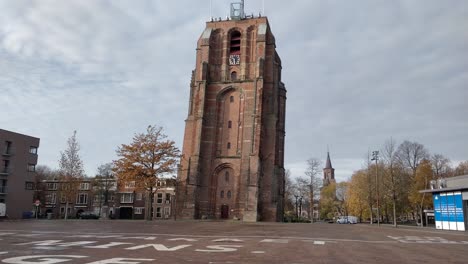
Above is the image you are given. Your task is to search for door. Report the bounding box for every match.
[221,204,229,219]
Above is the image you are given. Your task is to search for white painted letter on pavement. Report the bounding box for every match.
[195,245,243,253]
[2,255,86,264]
[125,244,192,251]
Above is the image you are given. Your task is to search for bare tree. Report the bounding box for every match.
[305,158,322,222]
[431,154,451,178]
[382,138,400,227]
[283,169,295,216]
[396,140,429,177]
[454,160,468,176]
[113,125,180,221]
[93,163,115,218]
[58,130,84,220]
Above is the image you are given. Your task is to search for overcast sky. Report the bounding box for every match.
[1,0,467,182]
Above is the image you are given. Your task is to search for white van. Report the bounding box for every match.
[337,215,358,224]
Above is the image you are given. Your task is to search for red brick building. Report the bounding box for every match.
[177,4,286,222]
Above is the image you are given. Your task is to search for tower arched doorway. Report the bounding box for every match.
[215,166,236,219]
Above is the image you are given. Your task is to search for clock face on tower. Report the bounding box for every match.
[229,54,240,65]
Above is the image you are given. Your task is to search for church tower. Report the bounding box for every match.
[176,2,287,222]
[323,152,335,187]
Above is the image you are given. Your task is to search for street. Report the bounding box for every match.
[0,220,467,263]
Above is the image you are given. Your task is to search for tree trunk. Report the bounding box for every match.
[64,202,69,220]
[146,189,152,221]
[392,196,397,227]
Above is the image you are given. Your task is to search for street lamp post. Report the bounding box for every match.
[371,151,380,227]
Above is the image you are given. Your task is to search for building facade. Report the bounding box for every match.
[0,129,40,219]
[36,177,175,220]
[177,4,286,222]
[421,175,468,232]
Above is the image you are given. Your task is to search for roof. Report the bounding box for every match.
[419,174,468,193]
[325,152,333,169]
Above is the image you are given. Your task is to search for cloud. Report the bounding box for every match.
[1,0,467,177]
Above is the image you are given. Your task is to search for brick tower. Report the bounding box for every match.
[176,2,286,222]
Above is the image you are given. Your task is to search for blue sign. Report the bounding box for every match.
[433,192,465,231]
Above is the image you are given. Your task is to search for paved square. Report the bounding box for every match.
[0,220,467,263]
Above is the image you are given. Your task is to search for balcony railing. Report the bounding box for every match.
[0,168,11,175]
[0,186,7,193]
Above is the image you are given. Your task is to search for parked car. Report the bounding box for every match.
[78,211,99,219]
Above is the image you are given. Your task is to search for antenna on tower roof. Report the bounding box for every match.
[230,0,245,20]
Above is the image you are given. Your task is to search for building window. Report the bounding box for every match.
[28,164,36,172]
[120,193,134,203]
[220,190,224,198]
[225,171,229,182]
[231,71,237,81]
[47,183,57,190]
[165,193,171,204]
[230,96,234,103]
[76,193,88,204]
[46,193,57,204]
[136,192,143,201]
[227,190,232,199]
[94,194,104,203]
[228,120,232,128]
[227,142,231,149]
[60,194,66,203]
[80,182,89,190]
[134,207,144,215]
[25,182,34,190]
[4,141,12,155]
[2,160,10,173]
[230,31,241,55]
[156,207,162,218]
[157,193,163,204]
[29,146,38,154]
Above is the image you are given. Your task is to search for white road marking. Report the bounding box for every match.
[313,241,325,245]
[168,238,198,242]
[260,239,288,243]
[0,252,8,255]
[15,234,42,237]
[86,258,154,264]
[0,233,15,236]
[212,238,244,242]
[251,251,265,254]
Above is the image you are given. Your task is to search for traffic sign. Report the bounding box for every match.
[34,200,40,206]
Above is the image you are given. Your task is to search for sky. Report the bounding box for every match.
[1,0,467,182]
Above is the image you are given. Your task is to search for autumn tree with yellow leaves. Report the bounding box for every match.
[113,125,180,220]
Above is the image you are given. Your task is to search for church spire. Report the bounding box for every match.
[325,151,332,169]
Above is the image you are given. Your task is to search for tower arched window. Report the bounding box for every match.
[229,31,241,65]
[228,120,232,128]
[225,171,229,182]
[227,142,231,149]
[227,191,232,199]
[231,71,237,80]
[220,190,224,198]
[230,96,234,103]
